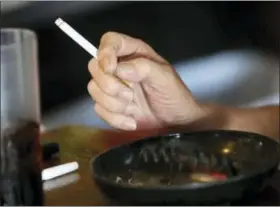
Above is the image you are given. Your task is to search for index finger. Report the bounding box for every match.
[98,32,166,74]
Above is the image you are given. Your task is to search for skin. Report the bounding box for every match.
[87,32,279,142]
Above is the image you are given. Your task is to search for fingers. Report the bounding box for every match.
[88,58,134,102]
[89,55,171,87]
[94,103,137,131]
[116,57,171,86]
[98,32,166,74]
[87,79,132,114]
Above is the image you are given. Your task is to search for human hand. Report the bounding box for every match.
[88,32,205,131]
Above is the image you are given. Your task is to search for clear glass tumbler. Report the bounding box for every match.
[0,29,43,205]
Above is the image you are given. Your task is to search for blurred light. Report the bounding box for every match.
[222,148,231,154]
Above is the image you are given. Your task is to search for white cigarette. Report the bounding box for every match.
[42,161,79,181]
[55,17,98,58]
[55,17,132,88]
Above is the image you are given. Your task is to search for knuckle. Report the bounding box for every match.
[103,83,116,95]
[100,32,120,48]
[110,103,123,113]
[100,31,123,52]
[105,97,125,113]
[135,38,146,48]
[88,59,97,73]
[95,103,126,130]
[87,79,95,93]
[101,31,116,42]
[93,90,123,113]
[135,37,144,44]
[96,94,111,111]
[87,58,94,70]
[119,102,129,114]
[94,104,105,119]
[135,38,153,53]
[94,103,100,113]
[102,79,119,96]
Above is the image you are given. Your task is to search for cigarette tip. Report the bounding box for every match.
[55,17,63,26]
[42,161,79,181]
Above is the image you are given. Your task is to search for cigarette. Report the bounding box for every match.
[42,161,79,181]
[54,17,132,88]
[55,18,98,58]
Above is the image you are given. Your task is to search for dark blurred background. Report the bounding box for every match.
[1,1,279,114]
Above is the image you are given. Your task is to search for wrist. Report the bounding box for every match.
[178,103,231,132]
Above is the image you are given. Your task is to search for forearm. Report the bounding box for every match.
[186,104,280,142]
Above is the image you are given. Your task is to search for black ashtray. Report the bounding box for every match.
[90,130,280,205]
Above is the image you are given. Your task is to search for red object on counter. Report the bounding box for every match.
[210,173,228,180]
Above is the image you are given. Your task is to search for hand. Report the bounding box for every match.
[88,32,205,131]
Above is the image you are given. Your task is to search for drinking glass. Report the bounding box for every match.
[0,28,43,205]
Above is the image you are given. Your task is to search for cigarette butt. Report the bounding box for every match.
[42,162,79,181]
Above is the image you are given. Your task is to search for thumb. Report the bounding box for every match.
[116,58,169,84]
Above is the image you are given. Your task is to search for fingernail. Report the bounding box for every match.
[123,119,137,130]
[120,90,133,101]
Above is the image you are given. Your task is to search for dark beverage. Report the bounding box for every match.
[0,120,44,206]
